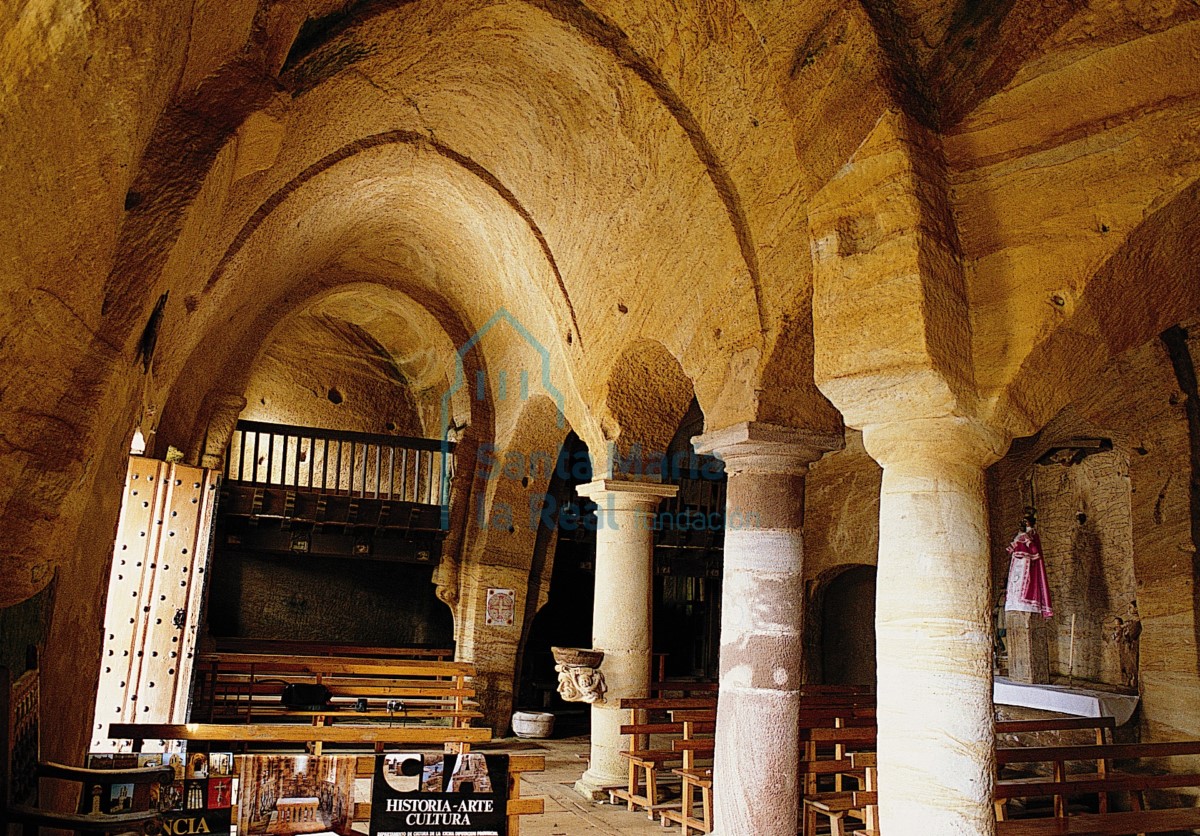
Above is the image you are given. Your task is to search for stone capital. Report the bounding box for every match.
[576,478,678,510]
[862,415,1010,471]
[691,421,844,476]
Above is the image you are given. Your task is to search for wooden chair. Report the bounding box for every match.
[3,664,174,835]
[993,715,1116,820]
[800,726,875,836]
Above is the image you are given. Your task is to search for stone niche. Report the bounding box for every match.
[990,424,1137,690]
[1032,449,1136,686]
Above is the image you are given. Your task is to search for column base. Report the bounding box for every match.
[574,769,625,801]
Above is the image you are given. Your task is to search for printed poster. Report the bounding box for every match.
[235,754,356,836]
[370,752,509,835]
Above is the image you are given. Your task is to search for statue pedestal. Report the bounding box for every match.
[1006,610,1051,684]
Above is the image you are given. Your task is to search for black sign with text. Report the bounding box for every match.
[369,753,508,836]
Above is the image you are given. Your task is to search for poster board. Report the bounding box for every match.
[84,750,234,836]
[370,752,509,835]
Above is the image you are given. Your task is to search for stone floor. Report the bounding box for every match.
[483,735,672,835]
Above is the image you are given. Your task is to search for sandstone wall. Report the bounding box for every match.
[206,554,452,648]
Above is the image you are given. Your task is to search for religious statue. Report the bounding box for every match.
[1004,510,1054,618]
[1106,601,1142,690]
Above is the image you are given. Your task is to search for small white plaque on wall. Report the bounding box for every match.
[485,587,516,626]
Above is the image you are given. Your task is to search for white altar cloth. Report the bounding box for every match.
[994,677,1139,725]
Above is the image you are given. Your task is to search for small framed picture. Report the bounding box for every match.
[108,783,135,813]
[209,752,233,777]
[187,753,209,779]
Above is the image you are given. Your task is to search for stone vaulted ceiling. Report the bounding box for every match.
[2,0,1200,611]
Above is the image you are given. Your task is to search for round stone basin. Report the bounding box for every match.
[552,646,604,667]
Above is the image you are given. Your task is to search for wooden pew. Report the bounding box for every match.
[612,716,715,818]
[995,740,1200,834]
[191,653,481,727]
[662,767,713,835]
[847,752,878,836]
[829,716,1122,831]
[615,689,873,831]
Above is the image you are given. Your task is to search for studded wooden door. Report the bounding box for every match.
[89,456,219,751]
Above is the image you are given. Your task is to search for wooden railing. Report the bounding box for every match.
[225,420,455,506]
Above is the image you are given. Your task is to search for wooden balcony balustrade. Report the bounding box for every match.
[225,420,455,506]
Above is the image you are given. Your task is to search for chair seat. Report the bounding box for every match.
[805,792,861,813]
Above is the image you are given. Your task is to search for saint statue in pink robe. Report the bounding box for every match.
[1004,516,1053,618]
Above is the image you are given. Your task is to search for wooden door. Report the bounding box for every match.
[89,457,219,751]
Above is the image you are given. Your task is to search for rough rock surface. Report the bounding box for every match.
[2,2,1200,831]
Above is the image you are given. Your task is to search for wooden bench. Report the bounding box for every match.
[611,696,718,817]
[612,717,715,818]
[661,767,713,835]
[820,717,1121,833]
[191,652,481,728]
[995,740,1200,833]
[613,690,873,831]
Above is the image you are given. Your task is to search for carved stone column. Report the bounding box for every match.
[573,479,678,797]
[693,422,842,836]
[862,416,1009,835]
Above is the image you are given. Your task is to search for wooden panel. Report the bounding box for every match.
[90,458,218,750]
[997,740,1200,764]
[133,464,219,726]
[199,653,476,677]
[505,798,543,815]
[995,808,1200,835]
[90,457,166,750]
[108,723,492,744]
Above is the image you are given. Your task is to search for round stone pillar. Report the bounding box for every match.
[574,478,678,797]
[862,416,1009,836]
[693,422,842,836]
